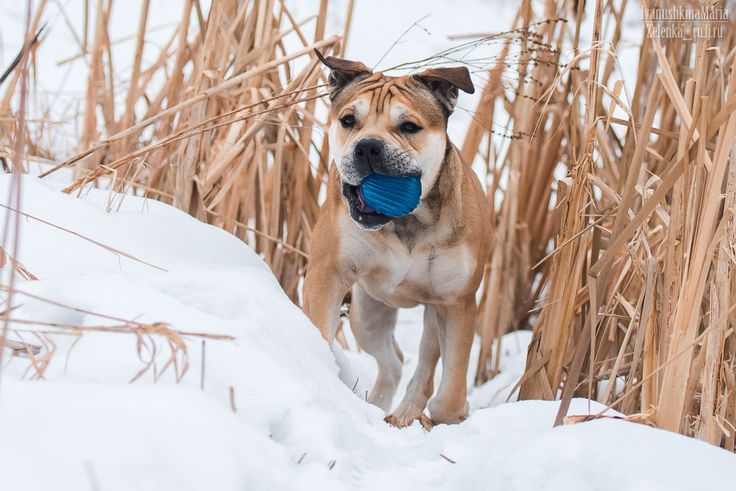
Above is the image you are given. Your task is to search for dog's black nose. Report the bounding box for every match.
[354,139,384,171]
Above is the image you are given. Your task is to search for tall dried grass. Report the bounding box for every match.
[3,0,348,303]
[3,0,736,450]
[0,0,348,381]
[462,0,736,449]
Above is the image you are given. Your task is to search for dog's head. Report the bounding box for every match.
[316,50,474,230]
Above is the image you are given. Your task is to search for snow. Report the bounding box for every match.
[0,175,734,490]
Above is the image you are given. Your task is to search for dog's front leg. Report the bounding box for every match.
[303,262,352,347]
[427,298,475,424]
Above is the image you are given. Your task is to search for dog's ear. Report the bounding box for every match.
[414,66,475,114]
[315,49,371,99]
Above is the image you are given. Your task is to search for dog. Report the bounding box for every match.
[303,50,491,427]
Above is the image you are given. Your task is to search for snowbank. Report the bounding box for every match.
[0,175,734,490]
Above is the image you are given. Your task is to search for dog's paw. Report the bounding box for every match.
[416,413,434,431]
[427,396,469,425]
[384,407,433,431]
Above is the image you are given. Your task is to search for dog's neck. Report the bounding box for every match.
[382,140,464,250]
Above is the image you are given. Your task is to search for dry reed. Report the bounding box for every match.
[462,0,736,449]
[0,0,347,382]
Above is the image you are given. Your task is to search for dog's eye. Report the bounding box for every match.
[340,114,356,129]
[399,122,421,134]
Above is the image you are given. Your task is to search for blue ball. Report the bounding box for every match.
[358,173,422,217]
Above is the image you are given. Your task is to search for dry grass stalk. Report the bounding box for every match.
[1,284,233,381]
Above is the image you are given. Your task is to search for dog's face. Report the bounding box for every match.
[317,51,474,230]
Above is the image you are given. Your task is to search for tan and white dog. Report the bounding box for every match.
[303,50,491,428]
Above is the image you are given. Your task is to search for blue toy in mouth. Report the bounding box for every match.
[357,173,422,218]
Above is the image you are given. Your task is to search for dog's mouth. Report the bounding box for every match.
[342,182,392,230]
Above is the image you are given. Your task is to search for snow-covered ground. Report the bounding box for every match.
[0,175,735,490]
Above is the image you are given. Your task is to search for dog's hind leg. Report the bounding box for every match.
[350,285,402,413]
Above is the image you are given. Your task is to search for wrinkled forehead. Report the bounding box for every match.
[330,74,446,126]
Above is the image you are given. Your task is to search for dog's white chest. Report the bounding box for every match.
[358,239,476,307]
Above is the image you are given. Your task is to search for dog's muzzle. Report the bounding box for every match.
[342,181,393,230]
[339,138,422,230]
